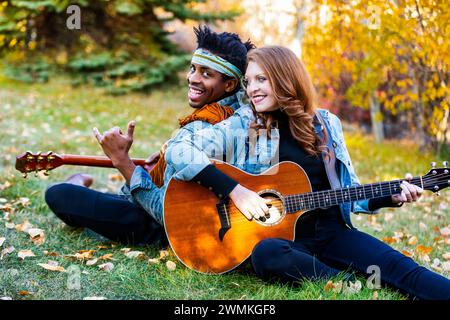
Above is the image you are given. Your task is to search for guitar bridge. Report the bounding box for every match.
[216,199,231,242]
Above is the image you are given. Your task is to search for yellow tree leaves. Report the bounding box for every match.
[302,0,449,148]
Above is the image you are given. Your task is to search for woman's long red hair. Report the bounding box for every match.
[247,46,325,156]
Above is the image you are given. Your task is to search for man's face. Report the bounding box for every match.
[187,62,235,108]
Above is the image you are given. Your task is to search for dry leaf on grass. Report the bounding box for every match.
[443,252,450,260]
[0,181,12,191]
[416,244,433,255]
[1,246,15,259]
[86,258,98,266]
[159,250,169,259]
[43,251,59,257]
[382,237,397,244]
[83,296,106,300]
[65,250,96,261]
[120,248,131,254]
[99,254,114,261]
[0,237,5,247]
[18,291,30,296]
[98,262,114,272]
[166,260,176,271]
[0,297,12,300]
[15,220,33,233]
[440,227,450,237]
[124,251,146,260]
[18,250,35,260]
[408,236,418,246]
[401,250,413,257]
[28,228,45,245]
[324,280,343,293]
[16,197,30,207]
[148,258,160,264]
[38,261,65,272]
[343,280,362,295]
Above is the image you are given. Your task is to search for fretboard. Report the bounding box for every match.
[285,177,423,212]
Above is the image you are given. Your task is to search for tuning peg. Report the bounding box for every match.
[431,162,436,169]
[44,170,50,176]
[443,161,449,168]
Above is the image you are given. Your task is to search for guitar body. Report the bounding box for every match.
[163,161,311,274]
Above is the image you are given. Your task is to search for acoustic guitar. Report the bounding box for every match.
[15,152,450,275]
[163,161,450,274]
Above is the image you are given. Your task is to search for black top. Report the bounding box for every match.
[193,110,396,211]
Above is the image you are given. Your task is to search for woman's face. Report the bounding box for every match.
[244,61,278,113]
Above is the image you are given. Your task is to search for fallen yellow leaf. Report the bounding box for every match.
[15,220,33,233]
[38,262,65,272]
[401,250,413,257]
[99,254,114,261]
[18,250,35,260]
[159,250,169,259]
[382,237,396,244]
[408,236,418,246]
[416,245,433,255]
[18,291,30,296]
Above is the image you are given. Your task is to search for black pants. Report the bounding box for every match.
[45,183,167,246]
[251,212,450,300]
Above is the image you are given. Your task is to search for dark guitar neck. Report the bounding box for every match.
[285,177,424,212]
[60,154,146,168]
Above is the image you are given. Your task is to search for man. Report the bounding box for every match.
[45,25,254,246]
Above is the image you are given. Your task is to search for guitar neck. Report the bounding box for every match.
[61,154,146,168]
[285,177,423,212]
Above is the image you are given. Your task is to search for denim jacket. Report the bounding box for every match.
[118,91,247,225]
[165,105,381,228]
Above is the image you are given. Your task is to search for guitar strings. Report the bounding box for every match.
[216,172,449,223]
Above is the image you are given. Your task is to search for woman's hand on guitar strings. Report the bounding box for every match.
[229,184,272,221]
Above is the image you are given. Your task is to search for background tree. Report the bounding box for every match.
[0,0,239,94]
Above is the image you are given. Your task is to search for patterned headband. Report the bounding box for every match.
[191,48,243,79]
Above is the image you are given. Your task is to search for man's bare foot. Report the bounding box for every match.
[65,173,94,188]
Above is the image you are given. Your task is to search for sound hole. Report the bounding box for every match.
[255,191,285,226]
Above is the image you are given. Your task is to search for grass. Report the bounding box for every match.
[0,76,449,300]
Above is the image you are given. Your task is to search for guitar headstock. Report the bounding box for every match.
[15,151,63,177]
[422,161,450,193]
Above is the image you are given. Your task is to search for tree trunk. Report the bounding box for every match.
[369,93,384,143]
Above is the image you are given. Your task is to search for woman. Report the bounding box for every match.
[165,46,450,299]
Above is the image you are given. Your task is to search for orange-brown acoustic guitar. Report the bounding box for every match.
[163,161,450,274]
